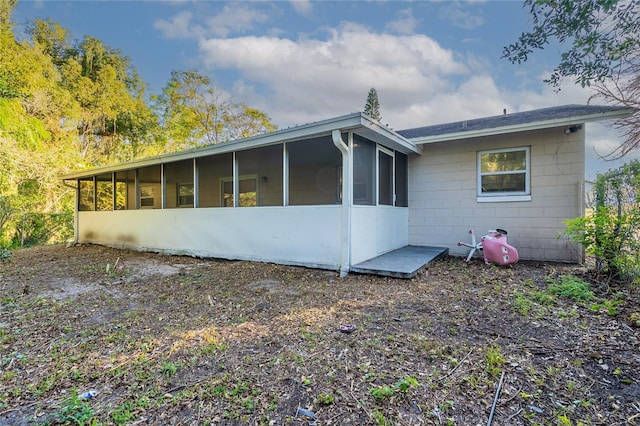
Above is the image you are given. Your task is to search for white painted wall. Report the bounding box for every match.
[408,127,584,262]
[78,206,343,269]
[350,205,409,264]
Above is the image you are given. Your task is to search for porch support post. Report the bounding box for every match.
[65,179,79,243]
[134,169,140,210]
[282,143,289,206]
[160,164,166,209]
[112,172,116,211]
[233,152,238,207]
[92,176,97,211]
[332,130,351,277]
[193,158,199,208]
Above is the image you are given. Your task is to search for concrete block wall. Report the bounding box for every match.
[408,127,584,262]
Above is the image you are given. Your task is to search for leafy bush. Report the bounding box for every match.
[564,161,640,285]
[8,212,74,248]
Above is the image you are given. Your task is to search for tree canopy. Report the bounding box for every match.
[503,0,640,158]
[155,70,276,150]
[503,0,640,89]
[0,2,276,247]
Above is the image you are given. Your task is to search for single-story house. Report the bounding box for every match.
[61,104,632,276]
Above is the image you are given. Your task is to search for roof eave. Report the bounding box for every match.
[357,115,422,155]
[61,112,420,180]
[411,107,634,145]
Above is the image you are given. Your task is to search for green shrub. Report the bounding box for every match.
[12,212,74,248]
[563,160,640,285]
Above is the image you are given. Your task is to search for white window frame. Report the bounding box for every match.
[139,184,156,209]
[220,174,259,207]
[477,146,531,203]
[177,182,194,208]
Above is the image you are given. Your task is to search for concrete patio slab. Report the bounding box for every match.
[351,245,449,279]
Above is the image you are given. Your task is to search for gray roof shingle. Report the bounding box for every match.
[397,104,629,139]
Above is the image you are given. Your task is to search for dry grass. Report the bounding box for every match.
[1,244,639,425]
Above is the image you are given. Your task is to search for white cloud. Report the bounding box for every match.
[585,123,639,180]
[154,4,270,39]
[385,8,418,35]
[205,4,270,37]
[289,0,313,17]
[154,11,203,39]
[437,2,485,30]
[192,15,633,178]
[198,22,468,125]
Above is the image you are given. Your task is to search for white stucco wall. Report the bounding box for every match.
[408,127,584,262]
[78,206,343,269]
[350,206,409,264]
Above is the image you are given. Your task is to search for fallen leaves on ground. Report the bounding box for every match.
[0,244,639,425]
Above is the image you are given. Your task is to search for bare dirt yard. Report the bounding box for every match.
[1,244,639,425]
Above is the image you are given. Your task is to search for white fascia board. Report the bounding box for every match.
[60,113,355,179]
[63,112,417,180]
[357,116,422,155]
[411,108,634,145]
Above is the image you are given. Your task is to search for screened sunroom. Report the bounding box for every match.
[63,113,421,274]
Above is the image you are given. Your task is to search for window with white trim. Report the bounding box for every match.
[139,185,156,208]
[221,175,258,207]
[477,147,530,202]
[177,183,194,207]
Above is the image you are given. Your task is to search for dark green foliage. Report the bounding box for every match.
[564,160,640,284]
[0,70,21,99]
[364,87,382,122]
[503,0,640,88]
[504,0,640,160]
[12,212,74,248]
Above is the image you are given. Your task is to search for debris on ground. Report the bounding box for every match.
[1,244,639,425]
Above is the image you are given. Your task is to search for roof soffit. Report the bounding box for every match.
[61,113,420,180]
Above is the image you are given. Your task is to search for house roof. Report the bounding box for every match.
[61,112,420,180]
[397,104,634,144]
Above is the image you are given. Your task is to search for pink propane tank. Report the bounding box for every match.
[481,229,519,266]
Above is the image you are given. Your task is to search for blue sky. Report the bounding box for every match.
[12,0,637,178]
